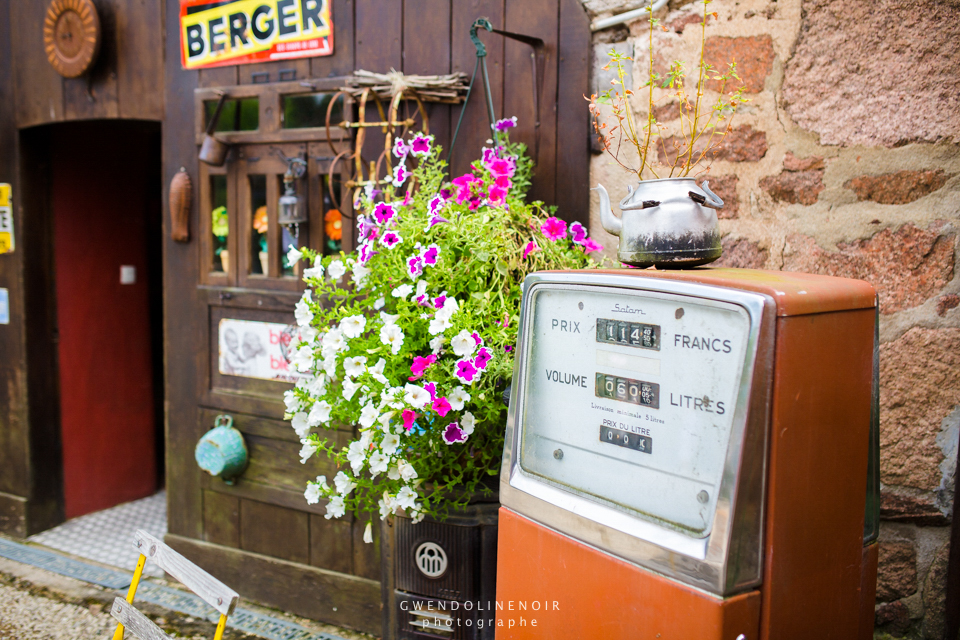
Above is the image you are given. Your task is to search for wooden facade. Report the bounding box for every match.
[0,0,590,634]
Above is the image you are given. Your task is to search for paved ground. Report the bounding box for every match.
[0,556,374,640]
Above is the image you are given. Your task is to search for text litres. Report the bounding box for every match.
[674,334,732,353]
[545,369,588,388]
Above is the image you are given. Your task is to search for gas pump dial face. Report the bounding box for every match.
[517,284,753,537]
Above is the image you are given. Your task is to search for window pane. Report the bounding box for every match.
[204,97,259,132]
[281,93,343,129]
[249,175,268,275]
[211,175,228,272]
[323,174,343,256]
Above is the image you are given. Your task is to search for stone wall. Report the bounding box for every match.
[585,0,960,637]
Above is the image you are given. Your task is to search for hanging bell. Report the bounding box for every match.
[278,159,308,234]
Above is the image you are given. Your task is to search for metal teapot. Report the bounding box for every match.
[594,178,724,268]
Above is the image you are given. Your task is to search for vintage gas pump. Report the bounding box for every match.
[496,268,879,640]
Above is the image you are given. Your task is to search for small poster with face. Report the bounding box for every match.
[218,318,309,383]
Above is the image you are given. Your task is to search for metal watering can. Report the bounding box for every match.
[594,177,724,268]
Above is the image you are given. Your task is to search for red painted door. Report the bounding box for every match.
[52,123,159,519]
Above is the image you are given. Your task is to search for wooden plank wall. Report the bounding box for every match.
[9,0,164,128]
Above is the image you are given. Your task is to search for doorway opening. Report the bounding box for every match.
[24,120,165,522]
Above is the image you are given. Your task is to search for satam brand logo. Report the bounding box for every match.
[180,0,333,70]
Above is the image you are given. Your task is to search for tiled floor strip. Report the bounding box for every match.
[29,491,168,578]
[0,537,345,640]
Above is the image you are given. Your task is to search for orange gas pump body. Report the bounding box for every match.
[496,268,878,640]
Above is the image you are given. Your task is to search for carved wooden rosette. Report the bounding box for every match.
[43,0,101,79]
[169,169,192,243]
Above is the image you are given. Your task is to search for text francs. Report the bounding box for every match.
[673,333,733,354]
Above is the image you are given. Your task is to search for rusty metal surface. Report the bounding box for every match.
[586,268,877,317]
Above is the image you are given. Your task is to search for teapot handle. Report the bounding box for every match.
[689,181,724,210]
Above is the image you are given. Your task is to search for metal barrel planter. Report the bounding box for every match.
[383,497,499,640]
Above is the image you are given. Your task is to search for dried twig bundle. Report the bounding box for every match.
[345,69,469,104]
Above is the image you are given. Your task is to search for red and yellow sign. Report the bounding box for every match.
[180,0,333,70]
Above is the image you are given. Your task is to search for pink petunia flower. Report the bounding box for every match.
[407,255,424,278]
[582,237,604,253]
[421,244,440,266]
[470,332,484,348]
[523,240,540,259]
[425,214,449,231]
[493,116,518,131]
[402,191,412,206]
[423,382,437,402]
[474,347,492,370]
[455,359,479,384]
[408,355,437,381]
[392,164,409,188]
[541,217,567,241]
[569,221,588,245]
[402,409,418,432]
[442,422,468,444]
[487,183,507,206]
[381,231,402,248]
[433,295,446,309]
[481,147,498,165]
[410,133,432,157]
[358,241,377,264]
[428,194,446,215]
[432,396,452,417]
[487,158,515,178]
[373,202,396,225]
[452,174,480,204]
[393,138,409,159]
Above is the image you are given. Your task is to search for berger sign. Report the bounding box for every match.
[180,0,333,70]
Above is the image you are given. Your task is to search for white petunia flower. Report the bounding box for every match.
[294,291,313,327]
[291,412,310,438]
[397,459,418,481]
[342,378,361,401]
[352,263,371,289]
[410,509,425,524]
[379,491,397,519]
[322,356,338,379]
[461,411,476,435]
[308,400,332,426]
[429,336,445,354]
[380,323,404,354]
[304,483,321,504]
[334,471,356,496]
[396,486,418,511]
[344,355,368,378]
[392,284,413,299]
[299,326,319,346]
[448,386,470,411]
[363,522,373,544]
[347,440,366,473]
[428,316,451,335]
[403,383,430,409]
[388,465,400,480]
[284,389,303,414]
[306,374,326,396]
[379,311,399,326]
[322,328,346,354]
[381,433,400,456]
[302,256,324,280]
[328,259,346,280]
[415,280,428,299]
[369,358,388,384]
[292,345,314,372]
[325,495,346,519]
[368,451,388,477]
[451,330,477,357]
[436,297,459,321]
[373,297,386,310]
[340,315,366,339]
[286,245,303,265]
[359,403,379,429]
[299,440,318,464]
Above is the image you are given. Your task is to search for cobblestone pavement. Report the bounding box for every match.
[0,582,117,640]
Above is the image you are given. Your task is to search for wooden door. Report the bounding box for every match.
[51,122,162,519]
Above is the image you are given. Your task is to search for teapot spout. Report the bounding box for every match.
[593,183,622,237]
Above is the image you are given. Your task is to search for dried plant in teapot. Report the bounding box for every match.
[587,1,749,268]
[588,0,748,180]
